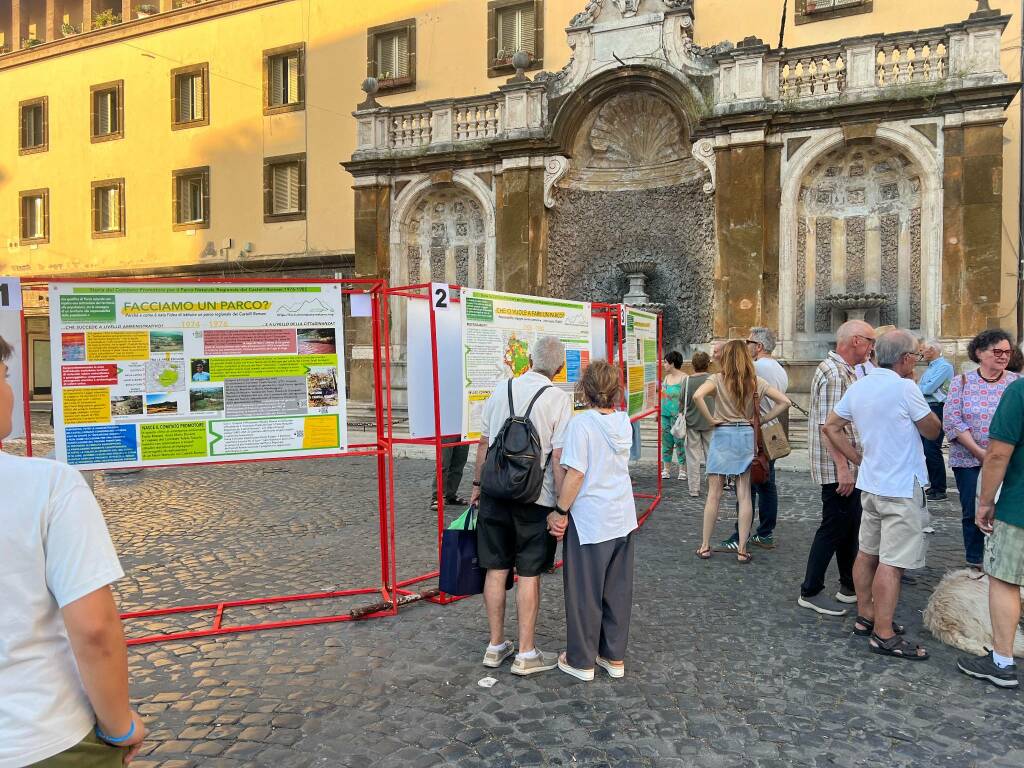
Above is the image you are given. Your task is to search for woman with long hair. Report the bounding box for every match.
[660,351,687,480]
[691,340,790,563]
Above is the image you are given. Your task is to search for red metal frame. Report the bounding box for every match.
[384,284,663,605]
[18,276,398,645]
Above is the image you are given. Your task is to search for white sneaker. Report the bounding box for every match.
[660,469,670,479]
[482,640,515,668]
[678,470,687,480]
[510,648,558,675]
[596,656,625,678]
[557,653,595,681]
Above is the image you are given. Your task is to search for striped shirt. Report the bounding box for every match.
[808,351,860,486]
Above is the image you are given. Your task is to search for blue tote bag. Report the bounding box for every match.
[439,506,485,596]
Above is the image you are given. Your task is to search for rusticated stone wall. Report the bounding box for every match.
[544,179,716,352]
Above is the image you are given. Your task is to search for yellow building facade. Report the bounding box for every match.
[0,0,1021,395]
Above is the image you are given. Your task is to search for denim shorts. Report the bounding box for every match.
[705,424,754,476]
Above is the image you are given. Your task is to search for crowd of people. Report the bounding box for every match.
[3,316,1024,765]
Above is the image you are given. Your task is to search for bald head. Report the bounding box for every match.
[835,320,875,366]
[711,340,726,363]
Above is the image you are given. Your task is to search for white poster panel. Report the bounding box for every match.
[590,314,607,362]
[624,307,659,416]
[49,282,347,470]
[461,289,591,440]
[0,310,26,440]
[406,298,464,438]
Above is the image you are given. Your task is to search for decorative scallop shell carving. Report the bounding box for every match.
[589,93,686,168]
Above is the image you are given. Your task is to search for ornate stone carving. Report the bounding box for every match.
[589,93,686,167]
[544,156,570,208]
[611,0,641,16]
[692,139,716,194]
[569,0,602,28]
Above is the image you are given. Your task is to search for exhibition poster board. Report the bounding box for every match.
[461,289,591,440]
[0,276,25,440]
[624,306,659,416]
[406,296,463,438]
[49,282,347,470]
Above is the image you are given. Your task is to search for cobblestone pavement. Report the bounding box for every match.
[8,416,1024,767]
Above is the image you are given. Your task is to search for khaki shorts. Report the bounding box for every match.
[31,730,122,767]
[859,481,929,570]
[984,520,1024,587]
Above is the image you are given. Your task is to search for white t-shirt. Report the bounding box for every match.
[480,371,573,507]
[0,453,124,768]
[754,357,788,417]
[560,410,637,545]
[833,367,932,498]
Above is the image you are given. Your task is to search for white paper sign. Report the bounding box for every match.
[0,310,26,440]
[0,277,22,311]
[406,299,464,438]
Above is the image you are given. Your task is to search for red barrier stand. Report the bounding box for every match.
[384,284,663,607]
[17,277,398,646]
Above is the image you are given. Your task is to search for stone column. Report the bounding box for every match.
[350,180,391,401]
[122,0,133,21]
[941,116,1005,336]
[45,0,56,42]
[712,134,782,338]
[12,0,21,50]
[82,0,93,32]
[495,158,546,295]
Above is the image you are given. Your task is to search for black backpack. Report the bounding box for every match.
[480,379,552,504]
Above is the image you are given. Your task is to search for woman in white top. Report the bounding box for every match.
[550,360,637,682]
[0,335,146,766]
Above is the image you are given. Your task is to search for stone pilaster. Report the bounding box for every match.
[12,0,21,50]
[941,118,1005,336]
[350,181,390,402]
[495,159,546,295]
[712,136,781,338]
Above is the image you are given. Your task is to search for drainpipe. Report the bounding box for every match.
[1018,7,1023,342]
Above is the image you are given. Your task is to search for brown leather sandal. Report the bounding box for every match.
[736,551,753,564]
[696,545,712,560]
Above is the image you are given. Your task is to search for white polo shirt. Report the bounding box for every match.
[480,371,573,507]
[0,453,124,768]
[833,367,932,498]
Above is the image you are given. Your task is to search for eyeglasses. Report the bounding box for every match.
[745,340,759,346]
[989,348,1012,357]
[854,335,876,347]
[906,351,925,361]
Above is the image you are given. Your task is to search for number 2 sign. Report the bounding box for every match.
[431,282,451,313]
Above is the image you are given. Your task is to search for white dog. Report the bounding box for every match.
[923,568,1024,656]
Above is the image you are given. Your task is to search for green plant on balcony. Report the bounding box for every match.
[135,3,159,16]
[93,9,123,28]
[61,22,81,36]
[23,38,43,48]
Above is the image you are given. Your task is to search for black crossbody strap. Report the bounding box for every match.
[523,385,552,419]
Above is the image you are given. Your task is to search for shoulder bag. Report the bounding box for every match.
[749,388,771,485]
[670,376,689,440]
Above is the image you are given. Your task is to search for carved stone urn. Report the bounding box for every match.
[824,292,888,322]
[618,259,664,313]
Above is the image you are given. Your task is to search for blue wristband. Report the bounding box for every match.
[95,719,135,745]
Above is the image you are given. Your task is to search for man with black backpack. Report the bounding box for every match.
[469,335,574,676]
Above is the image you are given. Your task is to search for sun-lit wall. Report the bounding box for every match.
[0,0,1019,327]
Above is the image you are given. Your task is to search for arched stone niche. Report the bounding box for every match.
[796,143,924,333]
[546,78,715,350]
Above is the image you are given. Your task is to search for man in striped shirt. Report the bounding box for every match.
[798,320,877,616]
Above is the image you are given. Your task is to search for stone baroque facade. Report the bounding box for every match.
[345,0,1019,370]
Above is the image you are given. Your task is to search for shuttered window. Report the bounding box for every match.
[264,45,304,114]
[497,5,535,58]
[171,64,209,128]
[263,154,306,222]
[19,190,49,244]
[376,31,409,80]
[19,98,48,153]
[172,167,210,229]
[92,181,124,236]
[90,82,124,141]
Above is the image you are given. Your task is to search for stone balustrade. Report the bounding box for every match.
[353,83,543,157]
[717,11,1009,114]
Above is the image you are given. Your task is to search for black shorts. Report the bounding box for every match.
[477,493,557,578]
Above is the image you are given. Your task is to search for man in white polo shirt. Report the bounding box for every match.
[823,329,941,662]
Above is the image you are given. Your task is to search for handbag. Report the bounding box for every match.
[749,389,771,485]
[762,419,791,460]
[670,376,689,440]
[439,505,515,596]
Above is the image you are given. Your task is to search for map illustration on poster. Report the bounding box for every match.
[461,289,591,440]
[49,283,347,470]
[624,307,659,416]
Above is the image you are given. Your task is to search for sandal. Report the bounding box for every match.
[736,551,753,565]
[869,632,929,661]
[853,616,905,637]
[696,545,712,560]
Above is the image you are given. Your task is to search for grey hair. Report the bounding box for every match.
[748,327,777,353]
[836,320,871,345]
[531,335,566,377]
[875,329,920,368]
[922,338,943,354]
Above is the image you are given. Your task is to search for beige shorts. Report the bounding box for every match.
[984,520,1024,587]
[859,481,929,570]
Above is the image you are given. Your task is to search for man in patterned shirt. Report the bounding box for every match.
[798,320,877,615]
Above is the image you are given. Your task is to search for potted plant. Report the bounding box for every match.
[61,22,81,37]
[135,3,159,18]
[23,38,43,48]
[93,9,122,28]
